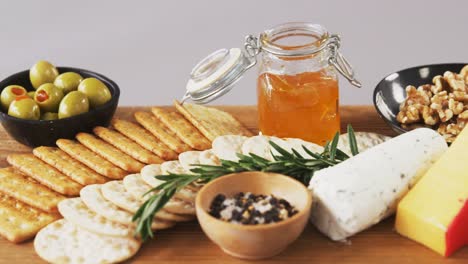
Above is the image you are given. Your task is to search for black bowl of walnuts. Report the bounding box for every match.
[0,61,120,147]
[373,63,467,142]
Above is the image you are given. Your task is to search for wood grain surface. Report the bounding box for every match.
[0,105,466,264]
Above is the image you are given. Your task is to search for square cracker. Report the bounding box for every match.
[174,100,253,141]
[0,167,65,213]
[0,193,60,243]
[76,133,145,173]
[134,111,191,153]
[93,126,163,164]
[7,154,83,196]
[112,119,178,160]
[33,146,108,185]
[151,107,211,150]
[56,139,127,180]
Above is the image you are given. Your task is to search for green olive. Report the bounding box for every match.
[41,112,58,120]
[54,72,83,94]
[30,60,59,89]
[27,91,36,99]
[34,83,64,113]
[58,91,89,119]
[1,85,27,110]
[8,96,40,120]
[77,78,111,108]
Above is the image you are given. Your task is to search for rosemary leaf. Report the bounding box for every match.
[335,148,350,160]
[291,149,305,159]
[248,153,271,164]
[347,124,359,156]
[302,147,322,160]
[329,132,340,161]
[269,141,294,159]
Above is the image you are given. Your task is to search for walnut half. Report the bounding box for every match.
[397,85,432,124]
[448,98,464,115]
[443,71,466,92]
[460,65,468,79]
[421,106,439,125]
[397,104,422,124]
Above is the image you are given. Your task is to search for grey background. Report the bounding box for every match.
[1,0,467,106]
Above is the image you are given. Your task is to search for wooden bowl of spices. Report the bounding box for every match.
[195,171,312,260]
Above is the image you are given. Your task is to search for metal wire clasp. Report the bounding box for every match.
[243,35,261,70]
[327,35,362,88]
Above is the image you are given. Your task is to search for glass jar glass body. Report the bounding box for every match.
[257,23,340,145]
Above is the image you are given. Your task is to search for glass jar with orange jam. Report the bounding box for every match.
[257,23,349,144]
[183,22,360,145]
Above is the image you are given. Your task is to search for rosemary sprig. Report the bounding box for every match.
[133,127,359,241]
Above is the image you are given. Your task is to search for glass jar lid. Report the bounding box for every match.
[182,46,257,104]
[182,23,360,104]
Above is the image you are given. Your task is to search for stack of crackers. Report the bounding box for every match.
[32,127,390,263]
[0,101,252,247]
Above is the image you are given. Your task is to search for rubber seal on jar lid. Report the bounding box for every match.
[183,48,253,104]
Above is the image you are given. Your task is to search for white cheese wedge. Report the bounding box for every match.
[308,128,447,241]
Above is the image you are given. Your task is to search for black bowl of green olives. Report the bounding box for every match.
[0,61,120,147]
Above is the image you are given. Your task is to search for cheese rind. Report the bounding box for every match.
[395,126,468,256]
[308,128,447,241]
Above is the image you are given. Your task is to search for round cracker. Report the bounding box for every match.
[178,151,202,172]
[338,132,391,156]
[151,219,176,230]
[123,174,156,200]
[212,135,248,161]
[101,180,191,222]
[159,211,194,222]
[141,164,164,187]
[164,198,195,215]
[126,173,197,204]
[140,166,197,203]
[160,160,188,174]
[80,184,134,225]
[58,198,133,237]
[283,138,324,158]
[199,149,220,166]
[80,184,175,230]
[34,219,141,264]
[241,135,286,161]
[101,181,142,213]
[178,150,221,171]
[174,188,197,204]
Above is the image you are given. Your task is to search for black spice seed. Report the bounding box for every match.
[251,209,261,217]
[209,194,227,218]
[270,197,278,205]
[234,192,244,200]
[279,198,291,208]
[231,210,242,222]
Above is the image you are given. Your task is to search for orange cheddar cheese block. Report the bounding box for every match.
[395,126,468,257]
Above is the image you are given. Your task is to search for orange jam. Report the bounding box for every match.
[257,70,340,145]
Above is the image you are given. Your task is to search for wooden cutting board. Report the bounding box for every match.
[0,105,466,264]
